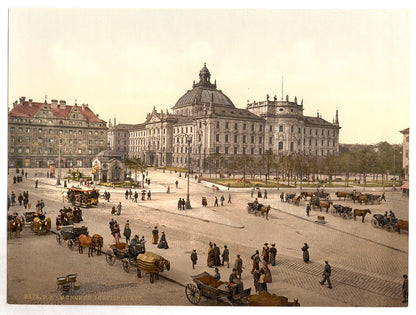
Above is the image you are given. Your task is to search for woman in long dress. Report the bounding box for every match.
[269,244,277,266]
[157,231,169,249]
[207,242,215,267]
[302,243,309,262]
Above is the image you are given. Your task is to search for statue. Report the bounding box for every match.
[266,94,269,101]
[294,96,297,104]
[274,95,277,101]
[286,95,289,102]
[301,99,303,105]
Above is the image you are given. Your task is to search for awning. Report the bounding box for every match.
[400,181,409,189]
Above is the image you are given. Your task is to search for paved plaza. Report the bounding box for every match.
[6,168,409,308]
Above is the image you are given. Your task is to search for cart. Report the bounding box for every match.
[21,211,36,226]
[136,252,170,283]
[56,225,89,250]
[105,242,145,272]
[66,187,100,208]
[185,272,251,305]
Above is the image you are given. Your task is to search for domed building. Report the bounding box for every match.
[128,63,340,172]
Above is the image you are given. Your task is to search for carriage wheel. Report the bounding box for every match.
[150,273,155,283]
[68,240,75,251]
[383,224,392,232]
[254,211,261,216]
[185,284,201,305]
[56,234,62,245]
[371,219,378,228]
[106,251,116,265]
[122,259,130,273]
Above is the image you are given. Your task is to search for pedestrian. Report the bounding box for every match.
[13,176,16,184]
[117,202,122,215]
[251,250,260,274]
[302,243,310,262]
[258,269,268,292]
[214,243,221,266]
[111,206,116,215]
[167,186,170,194]
[25,172,28,179]
[134,191,138,202]
[175,180,178,188]
[234,254,243,279]
[207,242,215,267]
[109,218,115,233]
[178,198,182,210]
[270,243,277,266]
[381,192,386,202]
[129,189,132,199]
[152,226,159,244]
[214,196,219,207]
[140,236,146,252]
[319,260,332,288]
[157,231,169,249]
[280,192,284,202]
[181,198,186,210]
[264,189,268,199]
[306,204,311,216]
[40,199,45,213]
[147,190,151,200]
[11,192,16,206]
[214,268,221,280]
[18,193,23,206]
[220,195,225,206]
[253,268,260,292]
[124,220,131,244]
[251,187,254,198]
[228,193,232,204]
[35,179,38,188]
[227,183,230,190]
[229,268,243,294]
[125,190,129,199]
[222,245,230,267]
[262,243,270,265]
[402,274,408,303]
[190,249,198,269]
[113,223,120,244]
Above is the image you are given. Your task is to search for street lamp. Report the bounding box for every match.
[185,135,192,209]
[56,140,61,185]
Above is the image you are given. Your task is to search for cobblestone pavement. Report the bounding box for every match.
[5,169,410,310]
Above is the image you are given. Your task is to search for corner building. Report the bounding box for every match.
[129,64,340,170]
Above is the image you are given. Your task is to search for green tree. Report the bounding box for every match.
[125,157,147,186]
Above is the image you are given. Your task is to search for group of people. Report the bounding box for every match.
[111,202,122,216]
[206,242,230,268]
[251,188,268,199]
[125,189,151,202]
[56,206,83,227]
[383,210,397,225]
[103,191,111,202]
[177,198,186,210]
[212,194,231,207]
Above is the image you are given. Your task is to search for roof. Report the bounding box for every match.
[400,181,409,189]
[96,149,123,159]
[173,87,235,109]
[8,99,106,124]
[400,128,409,135]
[303,115,337,128]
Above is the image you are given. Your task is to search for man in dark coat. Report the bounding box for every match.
[306,204,311,216]
[213,243,221,266]
[123,221,131,244]
[221,245,230,267]
[214,196,219,207]
[402,274,408,303]
[319,260,332,288]
[234,254,243,279]
[152,226,159,244]
[109,218,115,234]
[191,250,198,269]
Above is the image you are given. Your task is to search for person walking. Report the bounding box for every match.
[221,245,230,268]
[253,268,260,292]
[220,195,225,206]
[178,198,182,210]
[35,179,38,188]
[18,193,23,206]
[251,250,260,274]
[147,190,152,200]
[109,218,115,234]
[117,202,122,215]
[207,242,215,267]
[264,189,268,199]
[227,193,232,204]
[302,243,310,262]
[157,231,169,249]
[306,204,311,216]
[40,200,45,213]
[319,260,332,288]
[234,254,243,279]
[112,222,120,243]
[152,226,159,244]
[134,191,138,202]
[214,196,219,207]
[381,192,386,202]
[262,243,270,265]
[213,243,221,266]
[175,180,178,188]
[125,190,129,200]
[258,269,268,292]
[123,221,131,245]
[190,249,198,269]
[402,274,408,303]
[269,243,277,266]
[251,187,254,198]
[181,198,186,210]
[280,192,284,202]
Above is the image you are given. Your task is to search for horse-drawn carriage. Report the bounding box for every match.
[21,211,36,226]
[105,242,145,272]
[56,225,88,250]
[32,214,51,235]
[332,204,353,219]
[371,214,408,234]
[7,213,23,239]
[247,203,270,219]
[185,272,251,305]
[136,252,170,283]
[66,187,100,208]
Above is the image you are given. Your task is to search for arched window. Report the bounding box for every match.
[278,142,283,150]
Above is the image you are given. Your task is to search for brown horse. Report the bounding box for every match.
[319,201,333,213]
[395,219,408,234]
[260,205,271,220]
[301,192,314,200]
[335,191,352,200]
[293,196,302,206]
[92,234,104,255]
[8,218,23,239]
[357,195,369,205]
[353,209,372,223]
[79,234,93,257]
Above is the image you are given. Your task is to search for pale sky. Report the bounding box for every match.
[8,8,410,144]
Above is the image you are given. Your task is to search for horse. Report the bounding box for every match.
[260,205,271,220]
[8,217,23,239]
[395,219,408,234]
[353,209,371,223]
[319,201,333,213]
[32,216,51,235]
[335,191,351,200]
[286,193,296,203]
[78,234,93,257]
[293,196,302,206]
[357,195,369,205]
[92,234,104,255]
[301,192,314,200]
[351,192,362,203]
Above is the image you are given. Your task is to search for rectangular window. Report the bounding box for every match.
[234,123,238,130]
[225,135,228,142]
[259,148,262,155]
[259,136,262,144]
[216,147,219,153]
[216,121,220,128]
[260,125,263,132]
[216,134,220,142]
[234,147,237,154]
[251,148,254,155]
[269,125,272,132]
[251,136,254,144]
[243,123,246,130]
[225,122,229,129]
[269,137,272,145]
[251,124,254,131]
[225,147,228,154]
[243,135,246,143]
[279,125,283,132]
[243,147,246,154]
[234,135,238,143]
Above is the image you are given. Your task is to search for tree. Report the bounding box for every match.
[125,157,147,186]
[261,149,276,185]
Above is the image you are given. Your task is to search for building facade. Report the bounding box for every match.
[8,97,108,169]
[129,63,341,171]
[107,118,138,161]
[400,128,409,180]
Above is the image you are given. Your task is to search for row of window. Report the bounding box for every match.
[10,126,105,136]
[9,147,100,155]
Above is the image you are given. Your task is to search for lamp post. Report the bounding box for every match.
[185,135,192,209]
[56,140,61,185]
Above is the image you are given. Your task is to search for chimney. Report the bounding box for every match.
[59,100,66,109]
[19,96,26,105]
[82,103,86,110]
[51,99,58,109]
[97,114,99,118]
[28,99,33,107]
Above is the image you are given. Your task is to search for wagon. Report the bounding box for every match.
[136,252,170,283]
[66,187,100,208]
[371,214,408,233]
[32,215,51,235]
[21,211,36,226]
[247,202,262,216]
[185,272,251,305]
[105,242,145,272]
[331,205,353,219]
[56,225,88,250]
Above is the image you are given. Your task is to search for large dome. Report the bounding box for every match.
[172,63,235,109]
